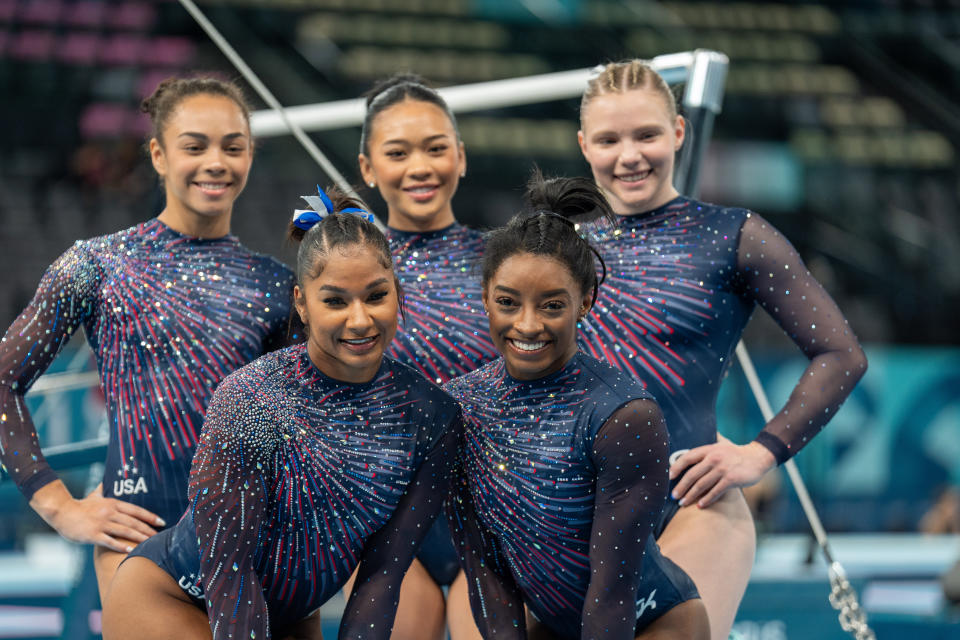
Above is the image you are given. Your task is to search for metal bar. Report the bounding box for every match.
[249,51,705,136]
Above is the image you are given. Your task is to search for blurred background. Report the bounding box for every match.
[1,0,959,638]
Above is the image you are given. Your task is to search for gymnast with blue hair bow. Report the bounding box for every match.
[102,186,463,640]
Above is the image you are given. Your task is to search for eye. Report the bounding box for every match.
[225,145,245,153]
[543,300,566,311]
[428,144,448,154]
[638,130,660,141]
[368,290,389,302]
[184,144,204,153]
[494,296,516,307]
[322,296,346,307]
[385,149,406,159]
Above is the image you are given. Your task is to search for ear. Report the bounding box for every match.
[577,129,588,160]
[149,138,166,177]
[358,153,375,188]
[293,284,308,325]
[481,284,491,315]
[673,115,686,152]
[579,289,594,320]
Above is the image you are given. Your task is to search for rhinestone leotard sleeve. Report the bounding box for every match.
[735,213,868,463]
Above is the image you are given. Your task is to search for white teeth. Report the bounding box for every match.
[198,182,227,190]
[343,337,376,345]
[406,186,434,193]
[618,171,651,183]
[511,340,546,352]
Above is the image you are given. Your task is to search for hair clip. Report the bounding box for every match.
[292,185,375,230]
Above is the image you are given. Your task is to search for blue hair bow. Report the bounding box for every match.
[292,185,375,230]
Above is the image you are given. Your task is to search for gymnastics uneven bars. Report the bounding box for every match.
[16,1,875,634]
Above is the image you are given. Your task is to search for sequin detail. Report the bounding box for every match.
[165,345,461,638]
[0,219,293,522]
[580,197,866,462]
[386,224,497,385]
[445,354,688,637]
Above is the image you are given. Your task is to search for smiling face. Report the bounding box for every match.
[358,99,466,232]
[578,88,685,215]
[150,93,252,236]
[294,244,399,383]
[483,253,592,381]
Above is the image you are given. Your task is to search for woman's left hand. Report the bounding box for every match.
[669,441,777,508]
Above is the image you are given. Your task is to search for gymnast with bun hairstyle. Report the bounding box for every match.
[444,171,710,639]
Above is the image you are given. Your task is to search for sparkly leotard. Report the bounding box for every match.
[444,354,698,638]
[580,197,866,464]
[386,224,496,386]
[0,219,293,524]
[386,223,498,585]
[129,344,462,639]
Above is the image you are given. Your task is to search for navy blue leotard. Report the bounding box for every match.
[0,219,293,525]
[385,223,498,585]
[129,344,462,639]
[580,197,866,465]
[386,223,496,385]
[444,353,698,639]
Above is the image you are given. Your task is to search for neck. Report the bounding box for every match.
[157,207,232,238]
[388,208,456,233]
[616,188,682,217]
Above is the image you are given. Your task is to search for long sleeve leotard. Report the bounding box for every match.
[0,219,293,524]
[580,197,867,463]
[386,224,497,385]
[131,344,462,639]
[444,354,698,639]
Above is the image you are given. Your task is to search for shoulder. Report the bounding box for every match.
[232,243,295,281]
[443,358,503,401]
[211,348,292,412]
[575,354,654,409]
[681,197,753,227]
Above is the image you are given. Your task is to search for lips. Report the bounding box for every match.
[403,184,439,202]
[340,335,380,354]
[194,181,231,196]
[506,338,550,354]
[615,169,652,184]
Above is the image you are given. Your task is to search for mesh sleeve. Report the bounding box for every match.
[189,375,276,639]
[0,243,98,499]
[582,398,669,639]
[736,213,868,463]
[445,456,526,639]
[338,413,463,639]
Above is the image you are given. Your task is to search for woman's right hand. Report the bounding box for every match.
[30,482,164,552]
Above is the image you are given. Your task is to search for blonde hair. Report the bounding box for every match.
[581,60,678,125]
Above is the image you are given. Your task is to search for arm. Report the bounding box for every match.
[583,399,669,640]
[0,244,161,549]
[445,438,526,639]
[338,415,462,639]
[190,375,274,639]
[672,213,868,506]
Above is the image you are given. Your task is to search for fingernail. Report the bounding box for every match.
[677,498,685,507]
[671,491,678,500]
[126,545,134,553]
[156,517,166,527]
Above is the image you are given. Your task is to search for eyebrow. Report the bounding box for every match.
[493,285,572,299]
[177,132,247,141]
[382,133,450,147]
[319,278,390,293]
